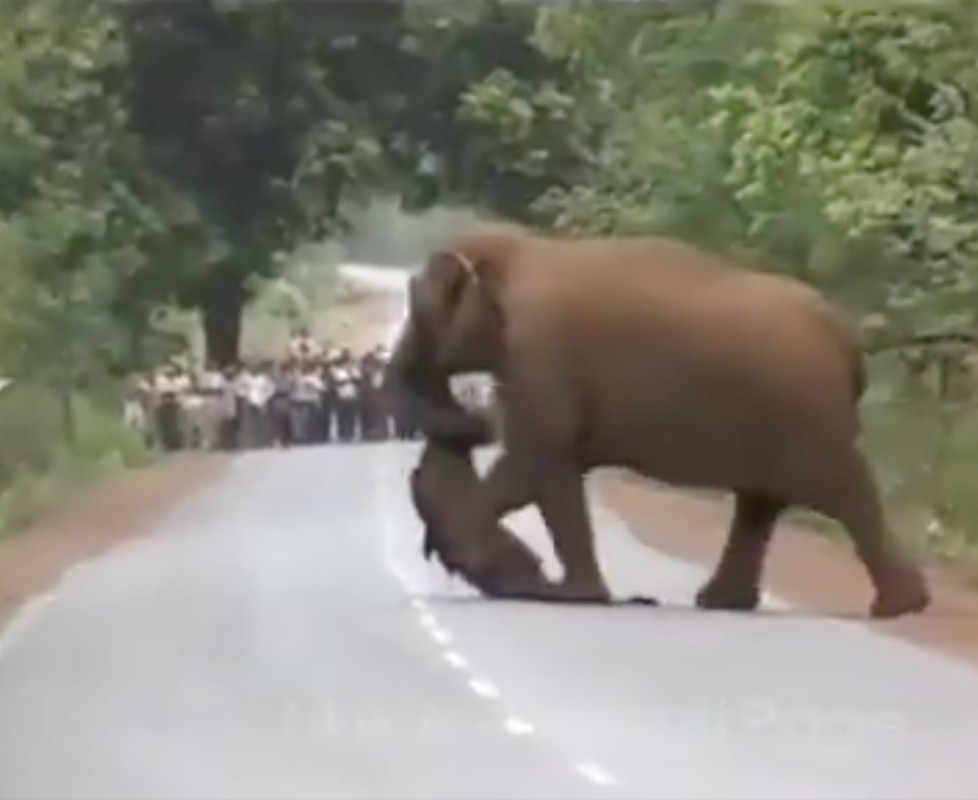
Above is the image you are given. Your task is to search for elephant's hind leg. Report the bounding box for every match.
[810,448,929,618]
[696,492,784,612]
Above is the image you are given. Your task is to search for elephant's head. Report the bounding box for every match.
[387,224,526,384]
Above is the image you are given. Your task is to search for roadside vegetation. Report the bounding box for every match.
[1,0,977,571]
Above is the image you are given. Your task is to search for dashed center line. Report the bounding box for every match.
[443,650,468,669]
[503,716,535,736]
[576,761,618,786]
[429,627,451,644]
[467,677,500,699]
[406,588,619,790]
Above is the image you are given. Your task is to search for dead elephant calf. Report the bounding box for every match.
[410,432,554,600]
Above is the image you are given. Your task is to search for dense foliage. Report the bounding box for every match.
[2,0,978,554]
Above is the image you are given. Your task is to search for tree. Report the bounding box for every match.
[0,0,185,414]
[530,1,978,340]
[378,1,603,225]
[115,0,402,365]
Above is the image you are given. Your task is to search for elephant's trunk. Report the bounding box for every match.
[384,314,495,444]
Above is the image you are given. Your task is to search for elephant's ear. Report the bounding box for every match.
[425,250,479,314]
[427,247,507,321]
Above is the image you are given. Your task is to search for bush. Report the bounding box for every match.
[861,394,978,564]
[0,382,154,536]
[785,355,978,573]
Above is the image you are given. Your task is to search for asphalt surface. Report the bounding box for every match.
[1,266,978,799]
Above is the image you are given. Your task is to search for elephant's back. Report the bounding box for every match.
[513,236,854,372]
[506,237,866,484]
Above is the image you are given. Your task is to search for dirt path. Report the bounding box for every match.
[599,472,978,671]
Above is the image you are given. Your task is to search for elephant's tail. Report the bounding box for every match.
[823,302,868,406]
[851,350,868,402]
[841,322,868,405]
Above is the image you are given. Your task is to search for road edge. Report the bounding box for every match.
[0,452,231,640]
[598,471,978,672]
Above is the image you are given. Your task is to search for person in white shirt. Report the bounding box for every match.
[182,363,228,450]
[290,364,324,443]
[216,365,240,449]
[267,362,296,447]
[238,361,275,448]
[122,373,151,445]
[198,363,226,394]
[328,348,360,442]
[288,325,320,365]
[152,366,184,450]
[320,348,341,442]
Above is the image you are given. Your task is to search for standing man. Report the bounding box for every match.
[328,347,360,442]
[152,364,184,451]
[123,372,153,447]
[357,348,388,441]
[268,360,295,447]
[237,360,275,448]
[290,361,324,444]
[217,364,240,450]
[288,325,320,366]
[319,348,339,443]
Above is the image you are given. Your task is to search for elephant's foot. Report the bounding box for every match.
[545,575,612,604]
[694,578,761,612]
[870,562,930,619]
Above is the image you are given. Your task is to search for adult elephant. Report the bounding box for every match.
[385,224,930,619]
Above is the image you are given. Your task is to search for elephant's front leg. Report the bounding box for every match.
[481,449,536,517]
[536,463,610,602]
[483,451,608,602]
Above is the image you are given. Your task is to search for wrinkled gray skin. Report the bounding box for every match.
[385,225,930,619]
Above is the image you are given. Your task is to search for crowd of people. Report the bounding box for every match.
[123,328,424,452]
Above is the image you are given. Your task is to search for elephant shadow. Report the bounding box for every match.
[414,592,978,623]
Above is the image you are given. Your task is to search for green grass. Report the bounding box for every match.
[781,356,978,579]
[0,382,154,537]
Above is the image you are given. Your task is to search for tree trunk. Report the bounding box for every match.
[60,387,76,446]
[200,277,245,368]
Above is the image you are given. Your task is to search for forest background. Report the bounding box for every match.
[1,0,976,573]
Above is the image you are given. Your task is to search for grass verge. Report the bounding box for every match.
[0,382,154,538]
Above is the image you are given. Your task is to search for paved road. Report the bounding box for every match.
[1,265,978,799]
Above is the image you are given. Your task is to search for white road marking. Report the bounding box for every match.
[429,626,451,644]
[373,471,627,792]
[575,761,618,786]
[468,677,500,699]
[443,650,468,669]
[404,589,626,790]
[503,716,535,737]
